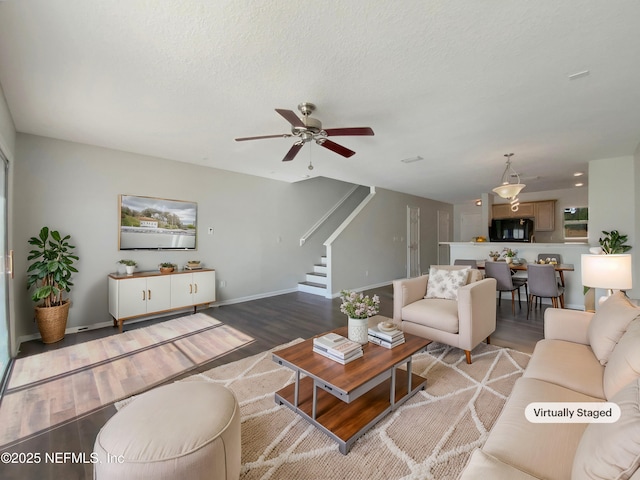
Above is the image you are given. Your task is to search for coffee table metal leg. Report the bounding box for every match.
[294,370,300,408]
[390,367,396,408]
[312,382,317,419]
[407,358,413,394]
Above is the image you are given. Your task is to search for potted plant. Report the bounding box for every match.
[159,262,176,274]
[598,230,632,254]
[489,251,500,262]
[339,290,380,344]
[118,259,137,275]
[27,227,79,344]
[502,247,517,264]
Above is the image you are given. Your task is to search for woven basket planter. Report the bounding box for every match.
[34,300,70,344]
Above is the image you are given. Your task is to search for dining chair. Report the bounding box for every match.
[534,253,562,306]
[484,261,528,315]
[526,263,565,318]
[454,259,478,268]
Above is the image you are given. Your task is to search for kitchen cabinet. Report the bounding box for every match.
[492,202,534,218]
[108,269,216,332]
[534,200,556,231]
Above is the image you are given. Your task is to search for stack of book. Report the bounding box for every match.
[368,325,405,348]
[312,333,363,364]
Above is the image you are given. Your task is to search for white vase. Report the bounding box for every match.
[348,317,369,345]
[505,257,513,264]
[125,265,135,275]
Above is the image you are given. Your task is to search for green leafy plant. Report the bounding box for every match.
[502,247,517,257]
[118,259,137,266]
[598,230,632,254]
[27,227,79,307]
[160,262,176,268]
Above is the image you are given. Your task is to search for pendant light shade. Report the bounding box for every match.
[492,153,526,199]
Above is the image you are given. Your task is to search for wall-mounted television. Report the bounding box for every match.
[119,195,197,250]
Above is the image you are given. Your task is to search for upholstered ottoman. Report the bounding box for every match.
[93,382,241,480]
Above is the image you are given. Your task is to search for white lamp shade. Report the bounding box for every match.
[492,183,525,199]
[581,254,633,290]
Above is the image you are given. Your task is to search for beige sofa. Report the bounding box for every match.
[459,291,640,480]
[392,265,497,364]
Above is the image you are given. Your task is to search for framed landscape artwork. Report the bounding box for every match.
[119,194,197,250]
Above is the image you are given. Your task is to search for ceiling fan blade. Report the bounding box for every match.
[324,127,375,137]
[318,139,356,158]
[282,143,303,162]
[235,134,292,141]
[275,109,305,128]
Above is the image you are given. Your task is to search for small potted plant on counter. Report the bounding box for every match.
[118,259,137,275]
[159,262,176,274]
[502,248,517,264]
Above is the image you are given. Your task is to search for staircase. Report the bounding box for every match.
[297,255,328,296]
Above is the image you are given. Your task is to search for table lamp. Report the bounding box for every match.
[581,254,633,311]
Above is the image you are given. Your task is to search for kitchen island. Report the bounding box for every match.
[441,242,591,310]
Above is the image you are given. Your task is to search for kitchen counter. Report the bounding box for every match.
[440,242,592,310]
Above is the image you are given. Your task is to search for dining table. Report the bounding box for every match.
[476,261,575,287]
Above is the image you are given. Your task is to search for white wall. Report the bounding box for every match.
[588,155,637,299]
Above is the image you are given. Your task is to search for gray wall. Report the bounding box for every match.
[12,134,368,339]
[13,134,451,341]
[329,187,452,294]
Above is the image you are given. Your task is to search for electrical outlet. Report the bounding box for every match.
[219,280,226,288]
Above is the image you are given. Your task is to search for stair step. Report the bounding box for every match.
[320,256,327,265]
[306,273,327,285]
[298,281,327,296]
[313,264,327,274]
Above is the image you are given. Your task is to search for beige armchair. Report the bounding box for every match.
[392,266,497,364]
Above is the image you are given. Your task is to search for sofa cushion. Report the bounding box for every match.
[425,266,470,300]
[604,319,640,400]
[588,291,640,365]
[460,449,540,480]
[572,378,640,480]
[523,339,605,399]
[483,377,599,480]
[402,298,459,333]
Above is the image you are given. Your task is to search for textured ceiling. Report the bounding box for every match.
[1,1,640,204]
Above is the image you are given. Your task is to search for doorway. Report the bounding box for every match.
[0,151,9,386]
[407,206,420,277]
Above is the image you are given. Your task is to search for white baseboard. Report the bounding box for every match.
[327,281,393,299]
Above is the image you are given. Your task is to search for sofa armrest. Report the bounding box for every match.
[457,277,497,350]
[544,308,594,344]
[392,275,428,322]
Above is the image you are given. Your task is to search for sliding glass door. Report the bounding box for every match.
[0,151,9,385]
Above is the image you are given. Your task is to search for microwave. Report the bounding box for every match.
[489,218,534,242]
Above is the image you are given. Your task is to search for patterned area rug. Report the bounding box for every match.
[175,340,530,480]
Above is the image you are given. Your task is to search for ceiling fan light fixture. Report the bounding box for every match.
[492,153,526,199]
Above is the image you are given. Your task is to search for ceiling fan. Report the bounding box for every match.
[235,102,374,162]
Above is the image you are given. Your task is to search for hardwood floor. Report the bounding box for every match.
[0,286,547,480]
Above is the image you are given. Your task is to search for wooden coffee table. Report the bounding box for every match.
[272,325,431,454]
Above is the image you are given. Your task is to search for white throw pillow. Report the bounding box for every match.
[588,291,640,366]
[425,267,470,300]
[572,378,640,480]
[603,319,640,400]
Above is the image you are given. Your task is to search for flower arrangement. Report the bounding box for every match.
[489,250,500,260]
[502,248,517,258]
[339,290,380,319]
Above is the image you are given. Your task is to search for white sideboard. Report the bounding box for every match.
[108,269,216,332]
